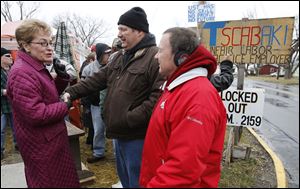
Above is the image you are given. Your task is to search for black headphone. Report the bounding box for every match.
[174,51,190,67]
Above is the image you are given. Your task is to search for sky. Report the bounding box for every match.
[2,1,299,46]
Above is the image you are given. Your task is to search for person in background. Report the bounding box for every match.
[7,19,79,187]
[1,47,18,160]
[45,56,78,99]
[46,55,77,82]
[111,37,123,54]
[79,52,96,146]
[139,27,227,188]
[79,52,96,79]
[209,57,234,92]
[81,43,111,163]
[45,55,79,124]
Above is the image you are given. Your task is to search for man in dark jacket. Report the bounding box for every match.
[63,7,233,188]
[64,7,163,187]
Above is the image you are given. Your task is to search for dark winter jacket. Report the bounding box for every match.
[66,34,165,139]
[1,67,12,113]
[210,60,234,92]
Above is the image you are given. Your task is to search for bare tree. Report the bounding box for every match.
[284,16,299,79]
[243,8,257,20]
[295,15,299,39]
[52,13,71,29]
[291,43,299,75]
[242,9,258,77]
[52,13,110,47]
[1,1,40,22]
[1,1,13,22]
[284,38,299,79]
[291,15,299,76]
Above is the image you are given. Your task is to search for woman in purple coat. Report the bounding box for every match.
[7,19,80,188]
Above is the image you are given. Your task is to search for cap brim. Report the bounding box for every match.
[104,49,112,53]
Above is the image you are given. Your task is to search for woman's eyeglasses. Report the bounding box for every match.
[30,40,54,47]
[3,54,12,58]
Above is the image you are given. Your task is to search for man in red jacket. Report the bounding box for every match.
[139,27,227,188]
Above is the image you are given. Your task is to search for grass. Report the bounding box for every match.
[247,75,299,85]
[2,121,277,188]
[220,158,259,187]
[79,136,118,188]
[219,127,276,188]
[79,126,276,188]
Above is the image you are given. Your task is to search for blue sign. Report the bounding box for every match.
[188,3,215,22]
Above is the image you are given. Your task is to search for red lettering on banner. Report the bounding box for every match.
[232,27,241,46]
[250,26,261,46]
[221,26,262,47]
[221,27,231,46]
[241,27,251,46]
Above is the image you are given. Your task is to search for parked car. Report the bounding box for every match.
[270,72,284,77]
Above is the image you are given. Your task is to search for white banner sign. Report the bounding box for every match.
[220,87,265,127]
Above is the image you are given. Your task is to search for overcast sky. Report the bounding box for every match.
[2,1,299,45]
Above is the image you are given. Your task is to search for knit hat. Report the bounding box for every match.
[91,45,96,52]
[112,38,122,49]
[1,47,11,57]
[118,7,149,33]
[95,43,111,61]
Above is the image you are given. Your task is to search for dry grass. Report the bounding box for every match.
[2,123,276,188]
[81,126,277,188]
[79,134,119,188]
[219,127,276,188]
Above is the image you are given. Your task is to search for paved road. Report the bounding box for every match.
[232,78,299,188]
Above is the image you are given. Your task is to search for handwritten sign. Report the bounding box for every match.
[188,3,215,22]
[201,17,295,64]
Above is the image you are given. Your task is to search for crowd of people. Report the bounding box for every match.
[1,6,234,188]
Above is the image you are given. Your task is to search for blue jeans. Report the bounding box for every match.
[112,139,116,157]
[90,105,105,157]
[1,113,16,153]
[115,139,144,188]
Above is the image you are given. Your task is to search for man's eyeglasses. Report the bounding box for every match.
[30,40,54,47]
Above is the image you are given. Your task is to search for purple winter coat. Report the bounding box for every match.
[7,51,80,188]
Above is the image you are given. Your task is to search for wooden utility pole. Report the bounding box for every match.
[232,18,249,145]
[234,64,245,145]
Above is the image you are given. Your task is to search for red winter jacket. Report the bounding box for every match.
[139,45,227,188]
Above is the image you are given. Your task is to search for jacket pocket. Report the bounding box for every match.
[122,68,146,94]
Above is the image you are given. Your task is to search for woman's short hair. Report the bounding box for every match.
[163,27,199,55]
[86,52,96,62]
[15,19,52,50]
